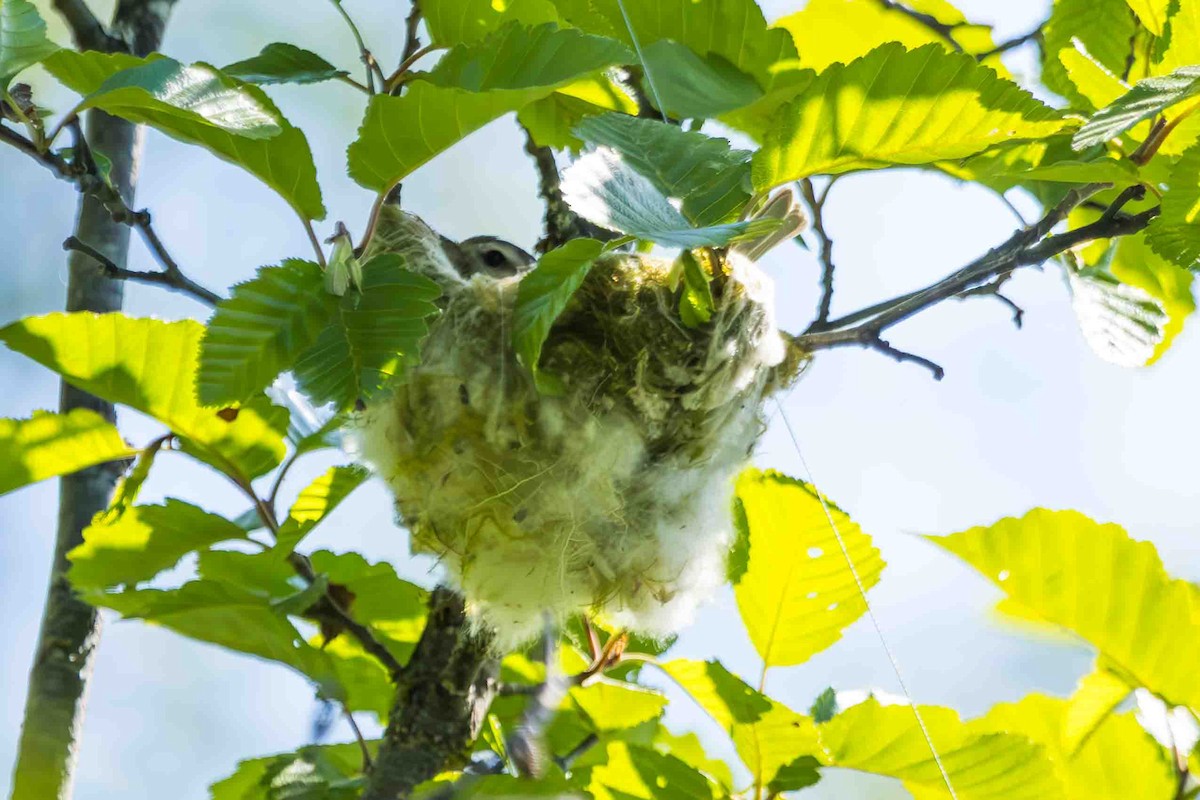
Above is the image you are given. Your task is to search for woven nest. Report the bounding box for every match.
[353,209,805,647]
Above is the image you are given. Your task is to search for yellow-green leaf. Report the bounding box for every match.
[588,741,722,800]
[1041,0,1136,106]
[1125,0,1172,34]
[1063,660,1134,754]
[753,43,1066,189]
[274,465,370,555]
[0,409,134,496]
[422,0,560,45]
[570,679,667,731]
[927,508,1200,712]
[821,697,1064,799]
[1059,43,1130,112]
[69,500,246,590]
[733,468,883,669]
[1146,142,1200,268]
[0,314,288,480]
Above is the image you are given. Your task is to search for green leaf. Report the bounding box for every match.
[588,741,722,800]
[1063,660,1134,754]
[198,260,336,406]
[44,51,326,220]
[753,43,1067,189]
[1159,0,1200,74]
[647,728,735,790]
[1041,0,1136,106]
[0,314,288,480]
[347,24,629,191]
[422,0,560,45]
[223,43,348,85]
[69,500,246,591]
[820,697,1063,799]
[776,0,1002,73]
[209,743,372,800]
[1147,142,1200,267]
[570,680,668,731]
[292,255,442,411]
[977,694,1174,800]
[562,148,775,247]
[640,40,763,119]
[511,238,604,390]
[809,687,838,723]
[927,508,1200,712]
[574,113,753,226]
[733,468,884,669]
[517,76,637,151]
[677,250,715,327]
[89,579,342,695]
[1126,0,1172,34]
[1059,43,1130,112]
[658,659,821,787]
[1073,65,1200,150]
[0,0,58,86]
[275,465,370,555]
[0,409,134,496]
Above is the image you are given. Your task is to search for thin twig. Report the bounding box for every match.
[63,236,220,306]
[51,0,124,50]
[401,1,424,66]
[870,335,946,380]
[976,26,1043,60]
[343,703,374,772]
[330,0,385,93]
[958,277,1024,328]
[799,178,837,324]
[877,0,964,52]
[303,219,328,268]
[556,734,600,772]
[385,43,440,94]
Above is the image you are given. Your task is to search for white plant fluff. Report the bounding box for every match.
[352,208,805,647]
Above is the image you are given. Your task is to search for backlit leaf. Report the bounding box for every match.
[223,43,348,85]
[0,409,133,496]
[517,76,637,151]
[659,659,821,787]
[422,0,559,45]
[1073,65,1200,150]
[292,255,442,411]
[927,508,1200,711]
[209,743,373,800]
[44,51,326,220]
[1146,142,1200,268]
[1125,0,1172,34]
[1062,660,1134,754]
[733,468,884,668]
[69,500,246,590]
[588,741,722,800]
[0,0,58,85]
[275,465,370,555]
[0,314,288,480]
[754,43,1066,189]
[198,260,336,406]
[821,697,1064,799]
[1041,0,1136,106]
[640,40,763,119]
[570,680,667,731]
[1059,43,1130,112]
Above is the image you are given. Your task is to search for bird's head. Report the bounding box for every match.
[444,236,536,279]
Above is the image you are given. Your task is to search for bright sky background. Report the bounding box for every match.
[4,1,1199,798]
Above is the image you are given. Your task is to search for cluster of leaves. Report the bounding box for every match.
[4,0,1200,797]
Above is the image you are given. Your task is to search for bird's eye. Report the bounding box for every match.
[482,248,507,268]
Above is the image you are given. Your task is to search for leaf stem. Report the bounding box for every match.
[330,0,385,93]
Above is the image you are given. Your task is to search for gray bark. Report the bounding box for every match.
[8,4,176,798]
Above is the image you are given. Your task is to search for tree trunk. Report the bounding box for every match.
[8,4,176,798]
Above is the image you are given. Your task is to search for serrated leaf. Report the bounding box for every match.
[1063,660,1134,754]
[511,237,604,390]
[0,409,134,496]
[0,314,288,480]
[1073,65,1200,150]
[776,0,1002,73]
[1042,0,1136,106]
[648,729,735,790]
[1058,43,1130,112]
[570,680,667,731]
[518,75,637,151]
[69,500,246,590]
[0,0,58,85]
[754,43,1066,189]
[292,255,441,411]
[44,51,325,220]
[809,687,838,723]
[1159,0,1200,74]
[927,508,1200,712]
[275,465,370,555]
[563,148,775,247]
[1147,142,1200,267]
[658,659,821,787]
[88,579,342,695]
[733,468,884,669]
[223,43,348,85]
[977,694,1173,800]
[574,113,753,226]
[640,40,763,119]
[588,741,721,800]
[422,0,560,45]
[199,259,336,406]
[209,743,372,800]
[1125,0,1172,34]
[821,697,1063,799]
[347,24,629,191]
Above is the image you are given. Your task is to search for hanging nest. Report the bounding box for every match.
[352,208,807,647]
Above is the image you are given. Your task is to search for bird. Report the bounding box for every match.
[446,236,536,279]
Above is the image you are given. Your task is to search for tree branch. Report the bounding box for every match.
[793,184,1159,375]
[521,126,618,253]
[361,588,497,800]
[51,0,123,51]
[9,3,178,798]
[976,26,1043,60]
[877,0,964,52]
[799,178,837,325]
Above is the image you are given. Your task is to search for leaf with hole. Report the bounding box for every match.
[0,409,134,497]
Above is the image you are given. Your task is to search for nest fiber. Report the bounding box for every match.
[353,209,802,647]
